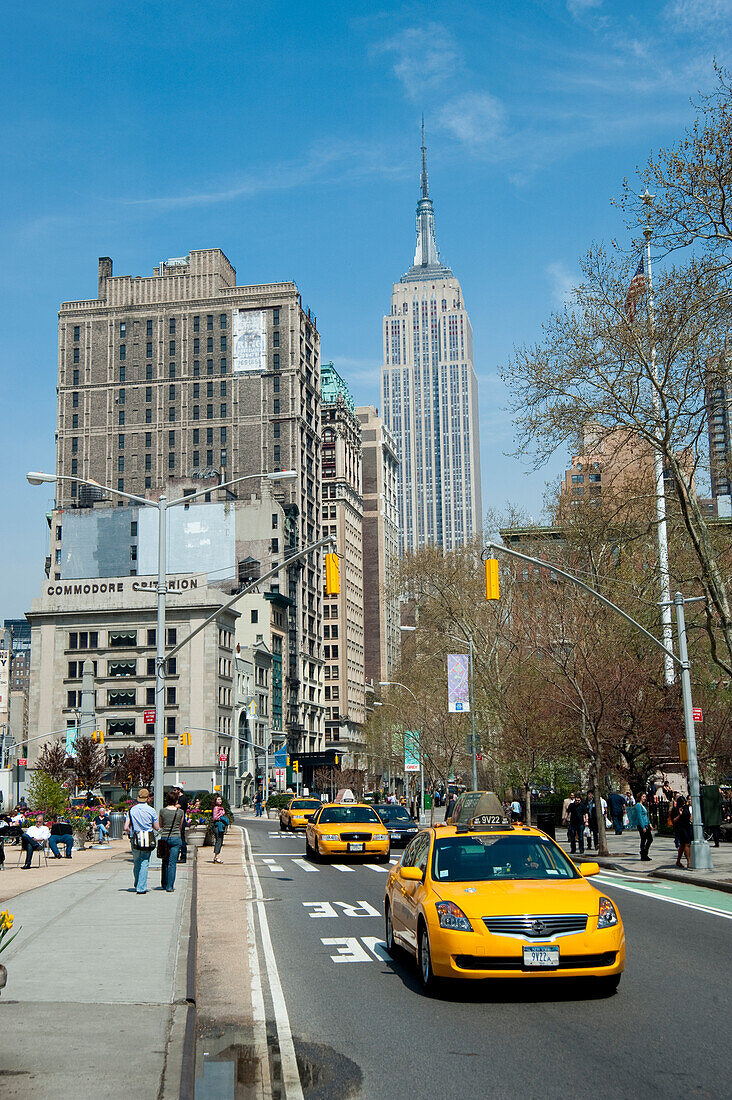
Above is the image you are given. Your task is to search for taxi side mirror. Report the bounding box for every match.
[399,865,423,882]
[579,862,600,877]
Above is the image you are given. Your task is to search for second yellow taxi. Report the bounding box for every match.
[384,792,625,994]
[305,801,390,862]
[279,797,323,831]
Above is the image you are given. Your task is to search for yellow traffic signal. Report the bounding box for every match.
[293,760,299,773]
[92,730,104,743]
[325,552,340,595]
[485,558,500,600]
[179,730,192,747]
[678,740,688,763]
[164,737,168,756]
[334,754,339,766]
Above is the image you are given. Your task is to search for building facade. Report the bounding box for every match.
[705,354,732,517]
[55,249,324,752]
[356,406,400,688]
[321,364,366,759]
[381,131,482,552]
[26,575,238,791]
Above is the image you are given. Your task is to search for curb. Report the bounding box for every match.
[180,850,198,1100]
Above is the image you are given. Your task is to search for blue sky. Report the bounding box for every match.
[3,0,731,616]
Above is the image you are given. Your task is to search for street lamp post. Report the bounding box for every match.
[28,468,297,813]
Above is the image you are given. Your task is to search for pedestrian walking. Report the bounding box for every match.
[567,793,587,855]
[444,792,457,822]
[636,792,654,861]
[254,788,263,818]
[670,795,692,868]
[172,785,189,863]
[510,798,522,823]
[586,792,599,851]
[212,795,229,864]
[608,791,626,836]
[158,791,185,892]
[124,789,158,894]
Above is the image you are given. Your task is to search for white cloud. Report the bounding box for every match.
[567,0,602,15]
[438,92,506,149]
[376,22,461,101]
[665,0,732,32]
[546,261,578,306]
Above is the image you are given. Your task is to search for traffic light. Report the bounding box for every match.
[334,754,340,766]
[485,558,500,600]
[179,730,192,746]
[325,552,340,595]
[163,737,168,756]
[92,730,104,743]
[293,760,299,773]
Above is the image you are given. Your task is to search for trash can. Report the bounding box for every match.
[109,812,125,840]
[536,812,555,839]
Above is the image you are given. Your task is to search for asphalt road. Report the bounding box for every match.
[240,816,731,1100]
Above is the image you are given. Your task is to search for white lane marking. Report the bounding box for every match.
[362,937,391,961]
[389,859,399,865]
[595,875,732,921]
[261,859,284,872]
[336,900,380,917]
[363,863,389,873]
[237,828,272,1100]
[321,937,373,962]
[243,828,305,1099]
[303,902,338,918]
[291,858,319,872]
[331,863,356,873]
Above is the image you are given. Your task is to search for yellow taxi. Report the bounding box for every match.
[279,797,323,832]
[305,802,390,862]
[384,792,625,994]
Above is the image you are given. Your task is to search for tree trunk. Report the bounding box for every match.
[525,785,532,826]
[594,769,609,857]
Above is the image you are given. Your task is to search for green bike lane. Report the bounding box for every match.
[595,871,732,919]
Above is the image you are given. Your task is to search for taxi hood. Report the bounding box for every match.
[430,877,600,916]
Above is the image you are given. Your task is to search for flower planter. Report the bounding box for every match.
[73,832,88,852]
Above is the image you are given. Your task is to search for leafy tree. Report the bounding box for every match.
[37,742,72,783]
[72,736,107,793]
[26,770,68,816]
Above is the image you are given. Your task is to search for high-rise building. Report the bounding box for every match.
[355,406,400,687]
[55,249,324,753]
[320,364,365,758]
[381,128,482,552]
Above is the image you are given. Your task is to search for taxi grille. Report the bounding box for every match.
[454,951,616,971]
[339,832,371,842]
[483,915,588,938]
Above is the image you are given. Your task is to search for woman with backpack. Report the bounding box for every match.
[212,795,229,864]
[158,790,185,892]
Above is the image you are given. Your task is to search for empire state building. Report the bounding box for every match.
[381,127,482,553]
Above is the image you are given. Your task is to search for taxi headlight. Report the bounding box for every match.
[597,897,618,928]
[435,901,473,932]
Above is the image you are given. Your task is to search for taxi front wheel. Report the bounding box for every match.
[417,922,441,995]
[385,903,398,958]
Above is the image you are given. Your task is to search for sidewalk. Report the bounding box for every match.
[0,845,192,1098]
[0,838,123,904]
[556,828,732,893]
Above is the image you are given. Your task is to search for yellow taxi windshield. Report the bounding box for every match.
[319,806,381,825]
[291,800,320,810]
[432,835,579,882]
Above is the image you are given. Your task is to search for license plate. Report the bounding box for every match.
[348,842,364,852]
[391,832,402,840]
[523,945,559,968]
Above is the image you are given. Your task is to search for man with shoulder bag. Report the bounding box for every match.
[124,789,159,894]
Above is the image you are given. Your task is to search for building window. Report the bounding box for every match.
[166,716,176,735]
[251,609,258,623]
[118,434,124,449]
[273,331,279,348]
[273,399,280,414]
[207,428,213,445]
[273,445,280,462]
[73,347,80,363]
[169,363,176,379]
[72,391,79,408]
[109,630,137,648]
[194,338,200,354]
[169,384,175,401]
[73,369,79,385]
[118,388,125,404]
[71,436,78,453]
[192,450,199,467]
[273,423,280,438]
[220,380,227,396]
[108,689,136,707]
[166,628,177,646]
[73,325,80,341]
[220,358,227,373]
[67,661,78,678]
[119,344,126,360]
[118,456,124,473]
[207,405,213,419]
[71,458,78,475]
[147,629,156,646]
[273,374,280,391]
[119,365,126,382]
[169,317,176,335]
[130,521,137,536]
[220,449,227,466]
[272,513,278,529]
[108,719,136,737]
[220,426,227,443]
[108,660,136,677]
[220,403,226,417]
[167,686,176,705]
[168,429,175,447]
[220,313,227,328]
[207,315,213,330]
[67,690,79,708]
[273,308,279,325]
[146,341,152,357]
[119,410,125,426]
[192,428,199,444]
[206,381,213,398]
[169,340,175,355]
[168,452,175,470]
[193,405,199,420]
[206,359,213,375]
[207,337,213,352]
[193,382,199,398]
[273,353,280,371]
[146,687,155,705]
[220,335,227,351]
[207,449,213,465]
[193,360,200,377]
[169,407,175,422]
[146,364,153,380]
[145,476,151,488]
[147,319,153,337]
[145,408,152,423]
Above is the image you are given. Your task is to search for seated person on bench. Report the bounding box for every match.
[22,817,51,868]
[49,814,74,859]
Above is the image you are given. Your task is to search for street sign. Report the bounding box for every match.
[274,748,288,767]
[218,753,227,762]
[143,709,156,724]
[692,707,703,722]
[18,758,27,766]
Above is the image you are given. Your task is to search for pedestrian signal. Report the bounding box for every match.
[325,552,340,595]
[485,558,500,600]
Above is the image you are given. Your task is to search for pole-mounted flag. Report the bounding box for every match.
[625,252,646,321]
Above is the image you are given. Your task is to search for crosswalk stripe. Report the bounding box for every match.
[261,858,284,871]
[291,858,319,872]
[331,863,356,873]
[363,863,389,873]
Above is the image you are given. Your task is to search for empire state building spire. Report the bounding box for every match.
[404,119,452,280]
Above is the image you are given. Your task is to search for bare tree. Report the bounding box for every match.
[37,742,72,783]
[72,736,107,793]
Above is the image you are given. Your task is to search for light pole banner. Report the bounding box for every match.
[447,653,470,713]
[404,730,420,773]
